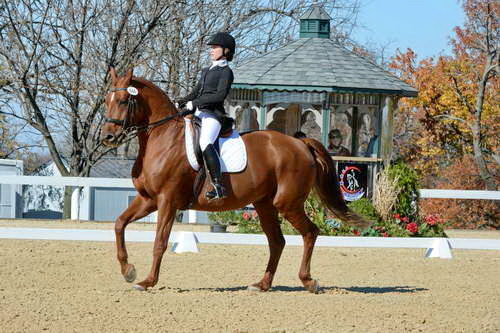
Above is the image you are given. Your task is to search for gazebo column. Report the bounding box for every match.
[321,105,331,147]
[380,96,398,165]
[259,104,267,130]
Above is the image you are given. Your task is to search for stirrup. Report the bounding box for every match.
[206,183,227,200]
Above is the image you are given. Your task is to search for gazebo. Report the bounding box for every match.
[226,4,417,200]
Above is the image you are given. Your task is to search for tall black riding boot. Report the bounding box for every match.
[203,144,227,200]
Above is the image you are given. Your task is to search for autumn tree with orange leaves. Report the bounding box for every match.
[391,0,498,189]
[390,0,499,228]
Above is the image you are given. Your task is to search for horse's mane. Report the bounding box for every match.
[132,77,171,103]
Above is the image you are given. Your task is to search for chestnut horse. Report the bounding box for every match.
[102,67,369,293]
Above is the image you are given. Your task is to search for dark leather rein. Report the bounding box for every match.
[104,87,192,137]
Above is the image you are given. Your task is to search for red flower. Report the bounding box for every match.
[424,215,439,226]
[252,211,258,219]
[406,222,418,234]
[393,213,401,219]
[353,230,361,236]
[382,232,389,237]
[402,216,410,223]
[242,212,250,221]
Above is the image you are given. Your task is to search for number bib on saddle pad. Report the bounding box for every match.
[184,117,247,173]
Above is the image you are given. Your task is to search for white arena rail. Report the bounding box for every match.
[0,175,133,187]
[1,175,498,200]
[1,227,500,259]
[1,175,498,222]
[420,189,500,200]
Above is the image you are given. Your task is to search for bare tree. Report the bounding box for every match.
[0,0,365,217]
[0,0,175,216]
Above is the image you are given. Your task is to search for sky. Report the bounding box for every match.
[354,0,466,61]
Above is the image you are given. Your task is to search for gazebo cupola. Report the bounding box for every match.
[299,3,331,39]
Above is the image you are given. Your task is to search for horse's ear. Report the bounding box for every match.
[109,65,118,84]
[125,68,133,83]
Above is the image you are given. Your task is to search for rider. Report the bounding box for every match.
[176,32,235,201]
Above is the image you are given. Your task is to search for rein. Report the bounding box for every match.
[105,87,193,138]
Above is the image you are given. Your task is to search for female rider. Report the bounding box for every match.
[177,32,236,201]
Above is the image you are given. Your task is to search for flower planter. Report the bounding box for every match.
[210,224,227,233]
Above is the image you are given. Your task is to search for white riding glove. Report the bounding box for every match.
[186,101,194,111]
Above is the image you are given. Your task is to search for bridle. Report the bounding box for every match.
[104,86,193,138]
[105,87,138,129]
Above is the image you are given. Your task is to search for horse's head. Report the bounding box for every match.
[102,66,144,146]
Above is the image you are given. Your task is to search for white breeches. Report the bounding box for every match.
[195,109,221,151]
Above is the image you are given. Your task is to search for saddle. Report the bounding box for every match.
[187,115,234,207]
[189,115,234,168]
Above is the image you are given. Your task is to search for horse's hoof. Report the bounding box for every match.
[306,279,321,294]
[132,284,146,291]
[247,283,270,292]
[124,265,137,283]
[247,284,261,292]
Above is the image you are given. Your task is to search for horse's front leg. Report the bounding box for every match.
[133,201,177,291]
[115,195,157,283]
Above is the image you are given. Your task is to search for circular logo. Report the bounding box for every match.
[339,165,365,201]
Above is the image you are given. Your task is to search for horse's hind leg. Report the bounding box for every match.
[115,195,156,283]
[248,199,285,292]
[279,205,320,293]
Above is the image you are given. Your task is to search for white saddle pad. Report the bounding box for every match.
[184,118,247,173]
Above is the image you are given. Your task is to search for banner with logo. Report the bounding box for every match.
[337,163,368,201]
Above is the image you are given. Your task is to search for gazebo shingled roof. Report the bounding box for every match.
[232,37,417,97]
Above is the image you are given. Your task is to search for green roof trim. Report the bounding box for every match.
[231,83,418,97]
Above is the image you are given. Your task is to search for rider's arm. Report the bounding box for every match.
[192,69,233,108]
[180,80,202,103]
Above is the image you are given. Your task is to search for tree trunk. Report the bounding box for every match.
[471,52,497,191]
[471,124,497,191]
[63,186,73,219]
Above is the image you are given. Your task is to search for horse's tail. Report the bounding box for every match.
[300,138,371,230]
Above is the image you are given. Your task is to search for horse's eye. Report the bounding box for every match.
[119,100,128,105]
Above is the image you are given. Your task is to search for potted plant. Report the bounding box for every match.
[207,210,238,232]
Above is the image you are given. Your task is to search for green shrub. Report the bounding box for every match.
[347,198,381,224]
[387,161,420,221]
[207,210,240,226]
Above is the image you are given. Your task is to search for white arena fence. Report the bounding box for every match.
[0,227,499,259]
[2,176,499,200]
[0,175,499,259]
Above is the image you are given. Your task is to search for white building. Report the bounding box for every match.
[0,159,23,218]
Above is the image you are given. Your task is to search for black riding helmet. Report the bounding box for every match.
[207,32,236,61]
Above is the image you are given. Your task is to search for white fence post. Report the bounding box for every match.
[188,210,197,224]
[70,187,81,220]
